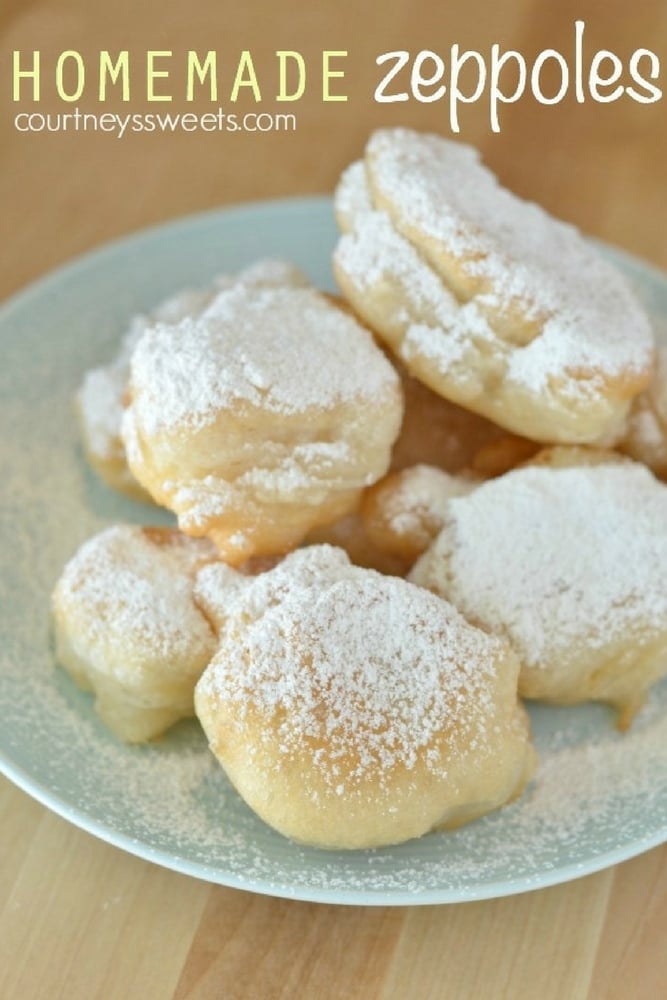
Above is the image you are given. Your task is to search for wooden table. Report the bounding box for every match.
[1,1,666,997]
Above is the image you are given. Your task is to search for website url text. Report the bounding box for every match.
[14,107,297,138]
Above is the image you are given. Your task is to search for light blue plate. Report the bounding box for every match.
[1,197,667,905]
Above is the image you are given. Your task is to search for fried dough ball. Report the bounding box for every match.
[76,260,309,500]
[122,283,403,564]
[52,525,221,742]
[194,546,536,849]
[334,128,653,444]
[410,450,667,728]
[362,464,478,564]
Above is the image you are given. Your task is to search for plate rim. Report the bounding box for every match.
[3,746,666,906]
[0,195,333,315]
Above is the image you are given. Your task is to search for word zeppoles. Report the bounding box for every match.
[374,21,662,132]
[11,49,349,103]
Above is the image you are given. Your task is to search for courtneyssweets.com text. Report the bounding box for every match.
[13,107,297,137]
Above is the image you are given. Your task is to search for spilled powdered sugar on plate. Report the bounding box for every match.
[1,197,667,904]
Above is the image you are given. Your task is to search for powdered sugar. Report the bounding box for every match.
[411,462,667,670]
[334,161,374,231]
[366,128,653,392]
[195,545,353,626]
[335,131,653,435]
[76,261,310,467]
[235,441,357,497]
[53,526,218,673]
[77,363,128,460]
[335,200,488,373]
[127,285,400,436]
[76,287,222,468]
[379,465,476,538]
[198,548,504,789]
[161,439,361,535]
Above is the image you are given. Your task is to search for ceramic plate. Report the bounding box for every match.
[2,197,667,905]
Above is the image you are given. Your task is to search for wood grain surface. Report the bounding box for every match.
[1,1,666,997]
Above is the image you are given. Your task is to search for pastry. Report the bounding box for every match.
[122,282,403,564]
[334,128,653,444]
[410,451,667,727]
[52,525,220,742]
[362,464,477,565]
[76,260,309,500]
[194,546,536,849]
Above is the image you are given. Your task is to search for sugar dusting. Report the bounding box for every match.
[53,526,218,674]
[2,204,667,901]
[411,462,667,670]
[336,133,653,419]
[128,285,400,435]
[378,465,476,538]
[366,128,653,392]
[76,260,311,465]
[165,440,358,529]
[198,549,504,791]
[76,288,217,462]
[5,427,667,895]
[334,197,489,375]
